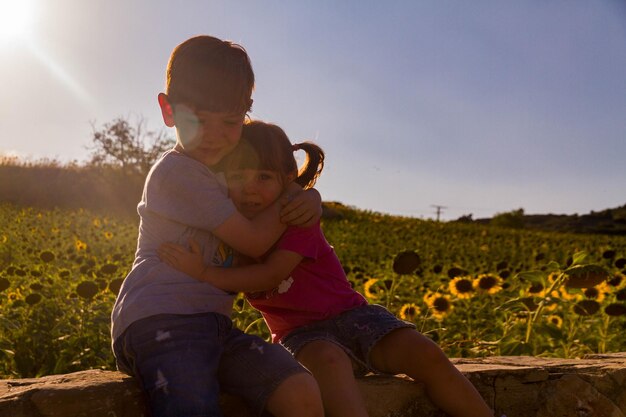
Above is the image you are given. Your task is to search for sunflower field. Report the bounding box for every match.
[1,202,626,378]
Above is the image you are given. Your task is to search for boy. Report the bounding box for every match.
[111,35,324,417]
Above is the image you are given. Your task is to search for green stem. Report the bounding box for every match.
[525,272,565,343]
[243,317,265,334]
[599,315,610,354]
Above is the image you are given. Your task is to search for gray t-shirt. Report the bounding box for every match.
[111,149,237,342]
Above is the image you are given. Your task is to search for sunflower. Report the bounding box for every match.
[526,282,546,297]
[25,293,42,306]
[0,277,10,292]
[424,291,453,321]
[76,281,99,299]
[39,250,55,263]
[556,286,580,302]
[583,282,610,303]
[607,273,625,289]
[7,288,23,301]
[604,303,626,317]
[399,303,420,321]
[546,314,563,328]
[449,276,474,299]
[547,272,561,284]
[573,299,600,316]
[473,274,503,295]
[363,278,383,300]
[564,265,609,289]
[104,231,114,240]
[75,239,88,251]
[392,251,421,275]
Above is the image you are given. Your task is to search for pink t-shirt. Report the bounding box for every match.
[246,222,367,342]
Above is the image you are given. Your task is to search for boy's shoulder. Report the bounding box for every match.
[147,149,226,190]
[152,149,210,177]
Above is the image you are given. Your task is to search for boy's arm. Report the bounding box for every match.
[280,188,322,227]
[213,184,321,257]
[213,202,286,258]
[158,240,303,293]
[150,159,298,258]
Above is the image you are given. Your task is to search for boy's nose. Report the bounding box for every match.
[198,123,224,143]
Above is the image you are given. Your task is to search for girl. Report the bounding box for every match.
[158,120,494,417]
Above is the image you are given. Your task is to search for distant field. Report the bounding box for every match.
[1,202,626,378]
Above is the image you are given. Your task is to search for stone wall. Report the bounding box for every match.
[1,353,625,417]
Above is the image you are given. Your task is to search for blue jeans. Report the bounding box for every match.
[113,312,306,417]
[281,304,415,376]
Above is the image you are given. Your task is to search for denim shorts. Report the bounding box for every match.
[280,304,415,376]
[113,312,307,417]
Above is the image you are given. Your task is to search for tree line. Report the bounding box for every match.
[0,116,174,217]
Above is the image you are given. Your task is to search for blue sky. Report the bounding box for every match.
[1,1,625,220]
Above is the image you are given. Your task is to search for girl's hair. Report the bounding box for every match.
[224,120,324,189]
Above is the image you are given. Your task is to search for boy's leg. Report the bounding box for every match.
[264,372,324,417]
[115,313,228,417]
[218,328,323,417]
[369,328,493,417]
[296,340,369,417]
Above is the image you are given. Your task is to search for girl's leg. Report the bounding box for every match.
[369,328,493,417]
[297,340,369,417]
[265,372,325,417]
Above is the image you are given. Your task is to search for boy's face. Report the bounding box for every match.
[226,169,284,219]
[172,104,245,168]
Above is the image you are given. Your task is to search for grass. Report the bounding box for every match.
[0,202,625,378]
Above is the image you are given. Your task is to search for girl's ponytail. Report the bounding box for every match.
[293,142,325,189]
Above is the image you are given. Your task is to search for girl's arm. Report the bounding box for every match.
[158,239,304,293]
[213,184,321,258]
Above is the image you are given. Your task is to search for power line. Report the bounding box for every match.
[431,205,447,221]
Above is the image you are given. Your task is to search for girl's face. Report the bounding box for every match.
[226,169,285,219]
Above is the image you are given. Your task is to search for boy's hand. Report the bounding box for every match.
[280,187,322,227]
[158,239,206,279]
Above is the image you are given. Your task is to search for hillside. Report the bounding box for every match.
[472,205,626,235]
[1,160,625,234]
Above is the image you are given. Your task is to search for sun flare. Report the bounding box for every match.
[0,0,34,41]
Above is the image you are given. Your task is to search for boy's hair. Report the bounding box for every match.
[225,121,325,189]
[166,35,254,113]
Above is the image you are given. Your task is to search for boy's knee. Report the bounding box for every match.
[267,372,323,417]
[298,340,351,370]
[290,372,322,400]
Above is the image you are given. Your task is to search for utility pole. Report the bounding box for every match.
[431,205,447,222]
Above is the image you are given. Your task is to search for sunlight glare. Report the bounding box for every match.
[0,0,34,42]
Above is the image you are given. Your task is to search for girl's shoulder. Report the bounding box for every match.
[279,222,330,256]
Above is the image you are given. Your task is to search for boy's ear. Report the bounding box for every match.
[158,93,176,127]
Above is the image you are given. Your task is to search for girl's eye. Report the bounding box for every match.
[259,173,275,180]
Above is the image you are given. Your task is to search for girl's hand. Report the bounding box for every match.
[280,187,322,227]
[158,239,206,280]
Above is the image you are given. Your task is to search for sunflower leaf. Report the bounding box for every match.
[516,270,544,283]
[544,261,561,273]
[571,251,588,266]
